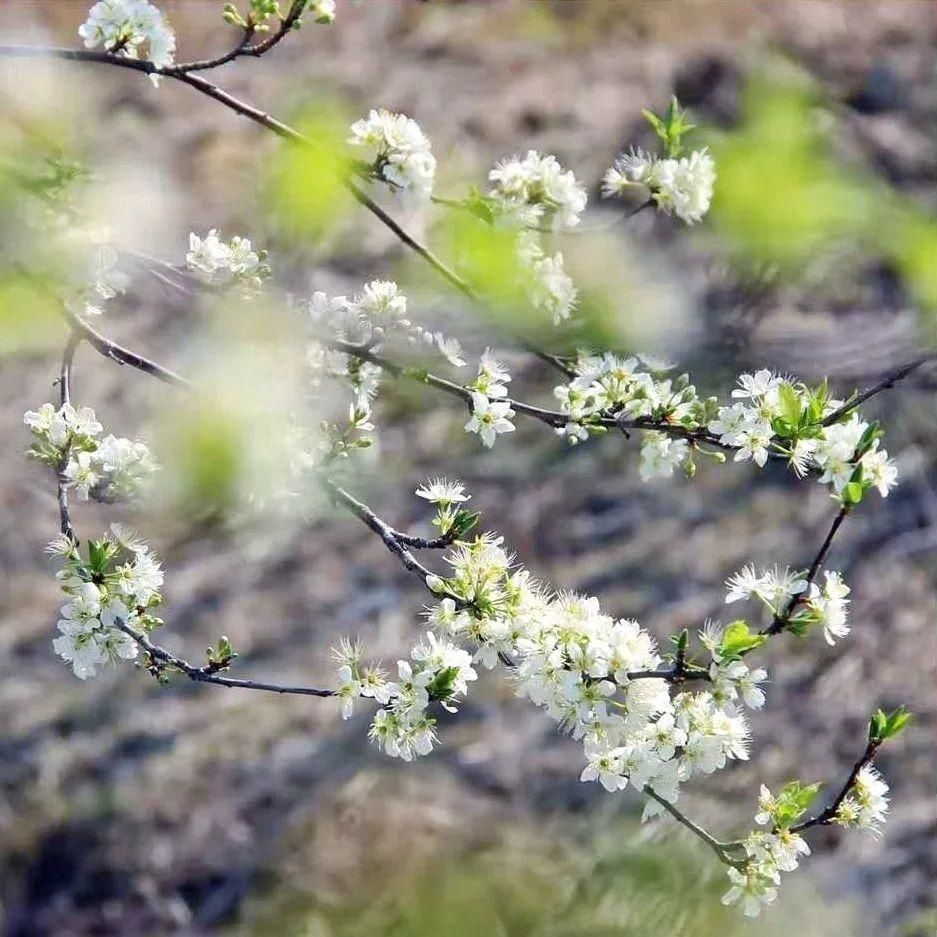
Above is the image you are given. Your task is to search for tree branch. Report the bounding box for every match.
[790,738,879,834]
[62,306,192,389]
[115,620,335,697]
[324,481,443,588]
[0,43,577,379]
[56,330,81,542]
[642,785,745,866]
[763,503,851,635]
[821,353,937,427]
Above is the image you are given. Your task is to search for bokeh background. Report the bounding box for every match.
[0,2,935,935]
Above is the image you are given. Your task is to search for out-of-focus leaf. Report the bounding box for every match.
[0,272,61,355]
[710,72,937,335]
[266,101,356,241]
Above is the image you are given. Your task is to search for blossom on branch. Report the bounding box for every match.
[348,109,436,204]
[79,0,175,82]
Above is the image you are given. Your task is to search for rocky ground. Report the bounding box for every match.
[0,2,934,935]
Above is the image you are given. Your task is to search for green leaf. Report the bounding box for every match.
[773,780,822,828]
[642,97,697,157]
[464,187,496,226]
[854,421,882,459]
[778,382,802,426]
[641,108,666,138]
[869,705,912,742]
[427,665,460,701]
[843,480,864,506]
[451,509,480,538]
[718,620,766,662]
[770,416,793,438]
[670,628,689,653]
[86,539,113,576]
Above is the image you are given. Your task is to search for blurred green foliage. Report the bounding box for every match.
[0,271,60,355]
[236,812,861,937]
[710,74,937,338]
[266,102,356,242]
[0,111,84,354]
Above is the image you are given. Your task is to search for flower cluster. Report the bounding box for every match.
[348,109,436,203]
[79,0,175,80]
[25,403,157,502]
[799,570,851,644]
[548,359,897,498]
[710,370,898,500]
[302,279,411,415]
[639,432,690,481]
[488,150,587,231]
[551,352,705,465]
[723,563,852,645]
[603,146,716,225]
[48,526,164,679]
[300,279,467,470]
[720,782,816,917]
[338,483,768,826]
[334,632,477,761]
[724,763,890,918]
[185,229,271,293]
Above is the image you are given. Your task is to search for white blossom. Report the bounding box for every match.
[79,0,176,83]
[488,150,587,231]
[602,148,657,196]
[835,764,889,835]
[415,478,470,506]
[185,229,268,291]
[49,533,162,679]
[720,864,779,918]
[802,569,851,644]
[348,109,436,203]
[465,393,515,448]
[434,332,466,368]
[639,431,688,481]
[521,240,578,324]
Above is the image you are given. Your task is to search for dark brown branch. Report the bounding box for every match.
[393,529,461,549]
[763,504,851,635]
[325,481,441,587]
[821,353,937,427]
[790,738,879,834]
[173,27,254,73]
[56,330,82,542]
[116,621,335,697]
[175,1,312,73]
[62,306,192,389]
[642,785,745,866]
[626,666,711,683]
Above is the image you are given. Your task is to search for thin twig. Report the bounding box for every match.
[56,330,82,542]
[642,785,745,866]
[116,621,335,697]
[763,504,851,635]
[821,353,937,427]
[790,738,879,833]
[62,306,192,389]
[325,481,441,587]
